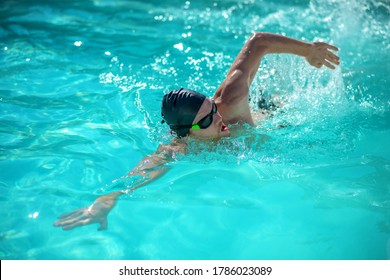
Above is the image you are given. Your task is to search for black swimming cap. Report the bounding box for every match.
[161,88,206,138]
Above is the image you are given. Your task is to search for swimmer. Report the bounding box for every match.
[54,32,340,230]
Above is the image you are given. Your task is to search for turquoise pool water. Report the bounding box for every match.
[1,0,389,260]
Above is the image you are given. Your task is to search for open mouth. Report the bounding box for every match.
[221,124,229,132]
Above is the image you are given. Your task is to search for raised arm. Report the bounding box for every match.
[54,140,186,231]
[214,32,340,125]
[224,32,340,89]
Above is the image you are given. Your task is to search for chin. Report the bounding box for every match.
[218,130,231,138]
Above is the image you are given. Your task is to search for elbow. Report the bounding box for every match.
[250,32,273,54]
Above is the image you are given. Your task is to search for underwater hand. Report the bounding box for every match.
[305,42,340,69]
[54,194,118,231]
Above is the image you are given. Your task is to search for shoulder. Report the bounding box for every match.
[157,139,187,157]
[214,87,254,126]
[214,70,249,105]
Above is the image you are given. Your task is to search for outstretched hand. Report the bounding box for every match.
[305,42,340,69]
[54,193,119,231]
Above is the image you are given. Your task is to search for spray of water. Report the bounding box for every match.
[98,0,389,166]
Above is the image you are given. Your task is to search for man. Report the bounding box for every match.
[54,32,340,230]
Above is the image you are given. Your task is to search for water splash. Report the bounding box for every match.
[96,0,390,168]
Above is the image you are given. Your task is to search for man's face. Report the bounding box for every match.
[189,98,230,139]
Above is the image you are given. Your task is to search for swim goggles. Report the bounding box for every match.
[172,100,217,131]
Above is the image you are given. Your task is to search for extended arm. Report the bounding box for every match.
[54,140,186,231]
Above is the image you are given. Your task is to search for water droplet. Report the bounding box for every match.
[28,212,39,219]
[174,43,184,51]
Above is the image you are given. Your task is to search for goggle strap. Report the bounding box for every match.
[191,124,200,130]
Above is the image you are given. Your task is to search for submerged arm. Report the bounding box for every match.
[54,141,186,231]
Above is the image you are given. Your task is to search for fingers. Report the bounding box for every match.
[314,41,339,52]
[53,209,90,230]
[323,60,335,70]
[313,59,337,70]
[326,51,340,63]
[321,43,340,67]
[56,208,84,219]
[310,41,340,70]
[324,52,340,69]
[61,218,91,231]
[53,215,81,228]
[61,223,79,231]
[324,42,339,52]
[325,44,340,68]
